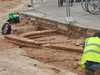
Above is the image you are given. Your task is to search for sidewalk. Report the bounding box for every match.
[23,0,100,30]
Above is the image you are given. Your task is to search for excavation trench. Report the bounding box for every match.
[4,14,99,75]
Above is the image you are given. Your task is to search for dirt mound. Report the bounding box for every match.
[0,48,77,75]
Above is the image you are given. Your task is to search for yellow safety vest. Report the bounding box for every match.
[81,37,100,69]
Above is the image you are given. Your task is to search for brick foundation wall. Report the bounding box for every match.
[20,13,100,39]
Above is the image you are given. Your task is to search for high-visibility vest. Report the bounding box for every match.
[81,37,100,69]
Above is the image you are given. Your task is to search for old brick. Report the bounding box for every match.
[19,30,57,38]
[4,35,42,47]
[44,44,83,54]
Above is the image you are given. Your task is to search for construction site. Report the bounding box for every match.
[0,0,100,75]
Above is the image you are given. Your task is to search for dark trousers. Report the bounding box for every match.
[69,0,74,6]
[85,61,100,75]
[85,69,100,75]
[76,0,81,2]
[8,17,20,24]
[58,0,63,7]
[14,17,20,24]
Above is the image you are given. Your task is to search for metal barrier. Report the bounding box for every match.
[57,0,100,15]
[81,0,100,15]
[28,0,100,28]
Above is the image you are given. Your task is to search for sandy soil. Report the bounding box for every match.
[0,18,85,75]
[22,33,85,75]
[0,0,29,24]
[0,0,28,50]
[24,47,84,75]
[0,0,85,75]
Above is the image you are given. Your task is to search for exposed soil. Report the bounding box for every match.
[0,0,29,24]
[0,0,85,75]
[2,18,85,75]
[21,31,85,75]
[0,0,28,51]
[0,21,85,75]
[23,47,84,75]
[0,36,18,52]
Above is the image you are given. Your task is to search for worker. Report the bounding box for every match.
[1,20,11,35]
[81,32,100,75]
[7,13,20,24]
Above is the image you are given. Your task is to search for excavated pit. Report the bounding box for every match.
[4,14,99,75]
